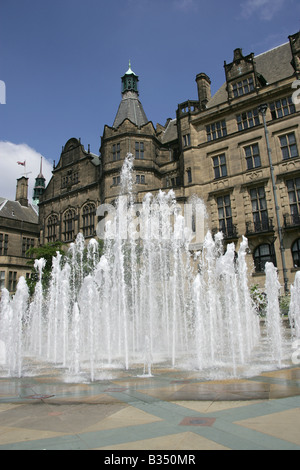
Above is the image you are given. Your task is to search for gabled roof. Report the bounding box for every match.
[208,42,294,108]
[161,119,178,144]
[0,199,38,224]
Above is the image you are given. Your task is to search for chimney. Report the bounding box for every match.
[16,176,29,207]
[195,73,211,110]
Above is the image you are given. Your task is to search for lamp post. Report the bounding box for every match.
[258,104,288,293]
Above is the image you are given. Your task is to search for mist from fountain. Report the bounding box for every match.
[264,262,284,367]
[0,153,296,381]
[289,271,300,340]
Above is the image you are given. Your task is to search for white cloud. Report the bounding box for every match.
[0,141,53,203]
[240,0,285,20]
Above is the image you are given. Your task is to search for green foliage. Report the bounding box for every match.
[279,293,291,316]
[25,239,105,297]
[250,284,267,316]
[250,284,291,317]
[26,241,66,296]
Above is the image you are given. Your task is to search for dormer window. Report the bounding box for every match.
[232,76,254,98]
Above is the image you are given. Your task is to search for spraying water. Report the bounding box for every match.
[289,271,300,339]
[264,262,284,367]
[0,154,294,381]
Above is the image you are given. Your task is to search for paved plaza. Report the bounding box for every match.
[0,365,299,450]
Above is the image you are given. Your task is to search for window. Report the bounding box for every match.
[183,134,191,147]
[62,170,79,188]
[171,176,181,187]
[136,175,145,184]
[237,108,260,131]
[244,143,261,170]
[22,238,34,257]
[232,76,254,98]
[0,234,8,256]
[135,142,144,159]
[8,271,17,292]
[270,96,296,120]
[82,203,96,238]
[217,195,233,235]
[286,178,300,218]
[63,209,76,242]
[0,271,5,290]
[112,143,120,161]
[213,154,227,179]
[187,168,192,184]
[292,239,300,268]
[250,186,268,230]
[113,176,121,186]
[206,120,227,141]
[253,244,276,273]
[47,214,58,243]
[279,132,299,160]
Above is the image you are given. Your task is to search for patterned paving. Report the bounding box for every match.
[0,366,300,450]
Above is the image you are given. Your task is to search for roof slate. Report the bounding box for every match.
[113,91,148,128]
[161,119,178,144]
[0,199,39,224]
[208,42,293,108]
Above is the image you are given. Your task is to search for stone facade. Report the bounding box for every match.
[0,177,39,294]
[36,31,300,291]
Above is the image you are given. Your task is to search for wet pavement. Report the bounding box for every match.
[0,365,300,450]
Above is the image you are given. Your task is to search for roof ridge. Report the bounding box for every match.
[255,41,289,58]
[0,198,8,210]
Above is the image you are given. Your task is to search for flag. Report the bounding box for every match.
[17,161,26,166]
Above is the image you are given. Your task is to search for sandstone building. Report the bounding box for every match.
[3,31,300,294]
[0,177,40,293]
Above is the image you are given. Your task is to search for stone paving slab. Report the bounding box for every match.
[0,365,299,450]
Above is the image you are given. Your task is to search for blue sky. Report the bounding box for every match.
[0,0,299,200]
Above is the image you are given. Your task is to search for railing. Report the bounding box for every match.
[246,218,274,235]
[283,213,300,229]
[212,224,238,240]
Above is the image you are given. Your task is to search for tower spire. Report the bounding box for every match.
[113,62,148,128]
[33,156,46,206]
[121,60,139,94]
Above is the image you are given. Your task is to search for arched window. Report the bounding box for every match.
[253,243,276,273]
[63,209,76,242]
[82,203,96,238]
[47,214,58,243]
[292,239,300,268]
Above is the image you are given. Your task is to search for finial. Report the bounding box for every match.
[125,60,135,75]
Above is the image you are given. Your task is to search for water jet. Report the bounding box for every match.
[0,154,296,382]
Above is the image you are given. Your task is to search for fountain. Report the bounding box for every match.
[0,154,297,382]
[264,262,284,368]
[289,271,300,339]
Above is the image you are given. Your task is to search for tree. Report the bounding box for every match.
[26,241,66,296]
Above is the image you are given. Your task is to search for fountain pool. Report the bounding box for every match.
[0,155,297,382]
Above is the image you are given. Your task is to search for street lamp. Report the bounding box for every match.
[258,104,288,293]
